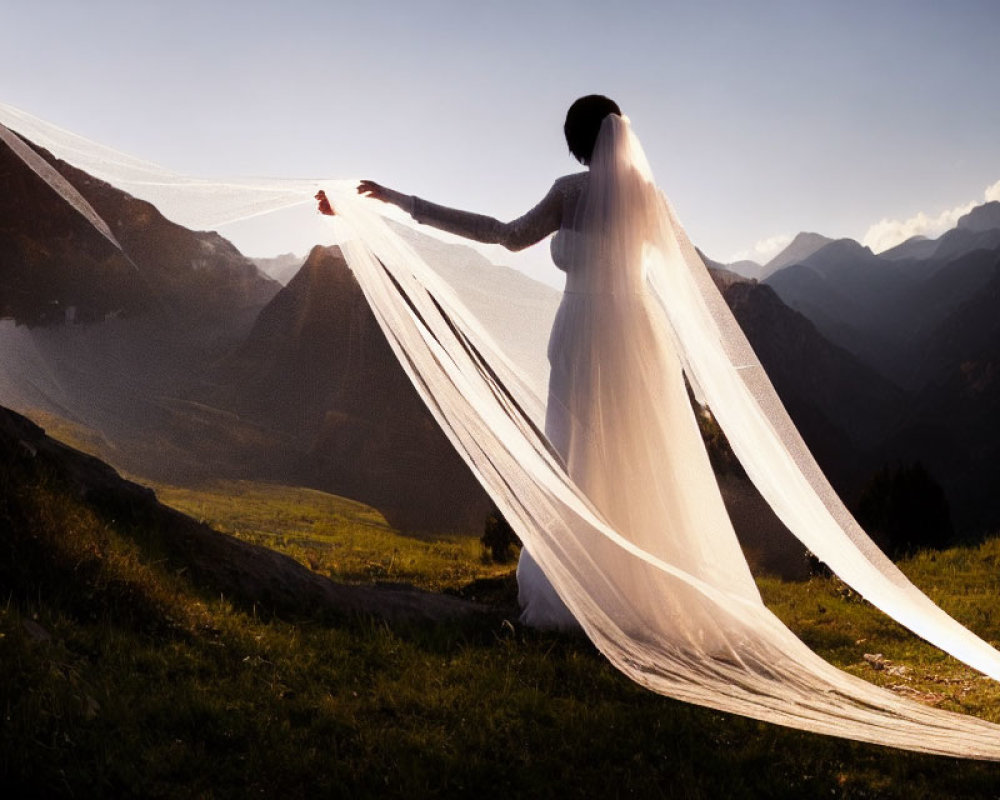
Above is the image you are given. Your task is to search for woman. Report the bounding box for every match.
[321,96,1000,755]
[334,95,760,630]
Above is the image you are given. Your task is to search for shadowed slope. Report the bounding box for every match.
[0,404,483,624]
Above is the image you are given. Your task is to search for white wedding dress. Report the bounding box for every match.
[5,102,1000,757]
[406,166,760,631]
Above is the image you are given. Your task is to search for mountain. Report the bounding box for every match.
[764,216,1000,388]
[761,232,834,278]
[699,251,760,284]
[754,205,1000,533]
[764,239,908,374]
[690,261,913,573]
[218,245,493,532]
[0,132,539,535]
[1,136,142,324]
[876,265,1000,532]
[703,275,909,576]
[930,224,1000,266]
[879,235,938,262]
[722,279,905,489]
[721,259,766,281]
[252,252,305,285]
[0,130,286,484]
[906,248,1000,380]
[957,201,1000,233]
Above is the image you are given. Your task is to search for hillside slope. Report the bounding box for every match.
[0,404,481,623]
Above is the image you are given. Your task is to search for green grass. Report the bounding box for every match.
[759,559,1000,720]
[5,460,1000,796]
[152,479,513,592]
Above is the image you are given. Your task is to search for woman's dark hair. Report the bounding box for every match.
[564,95,622,165]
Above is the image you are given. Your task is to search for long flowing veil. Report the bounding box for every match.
[3,102,1000,758]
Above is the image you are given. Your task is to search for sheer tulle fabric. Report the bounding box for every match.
[4,102,1000,758]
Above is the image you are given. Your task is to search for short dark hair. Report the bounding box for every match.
[564,95,622,165]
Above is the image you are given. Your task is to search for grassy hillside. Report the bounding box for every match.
[4,432,1000,797]
[152,480,510,593]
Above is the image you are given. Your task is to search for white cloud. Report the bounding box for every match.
[862,178,1000,253]
[730,233,792,264]
[862,205,973,253]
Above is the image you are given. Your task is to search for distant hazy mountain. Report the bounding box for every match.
[712,231,845,283]
[930,224,1000,266]
[761,232,835,278]
[1,131,279,326]
[252,252,305,285]
[880,201,1000,275]
[763,240,904,374]
[957,200,1000,233]
[879,235,937,261]
[721,259,766,281]
[764,204,1000,388]
[698,251,760,284]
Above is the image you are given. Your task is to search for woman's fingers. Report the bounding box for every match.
[357,179,386,200]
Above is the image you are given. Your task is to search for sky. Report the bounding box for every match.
[2,0,999,285]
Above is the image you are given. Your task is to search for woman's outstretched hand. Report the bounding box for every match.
[357,179,389,202]
[315,189,335,216]
[357,180,413,214]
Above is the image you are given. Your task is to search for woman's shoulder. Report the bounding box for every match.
[547,172,588,209]
[553,171,589,192]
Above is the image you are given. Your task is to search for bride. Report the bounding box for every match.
[340,95,759,630]
[321,95,1000,756]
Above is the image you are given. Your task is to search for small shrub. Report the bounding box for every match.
[481,507,521,563]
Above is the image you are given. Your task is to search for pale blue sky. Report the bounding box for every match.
[2,1,998,282]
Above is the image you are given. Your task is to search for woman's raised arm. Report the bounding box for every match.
[357,179,563,252]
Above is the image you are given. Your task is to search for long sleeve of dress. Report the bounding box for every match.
[410,182,564,252]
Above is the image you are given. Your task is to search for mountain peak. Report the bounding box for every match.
[956,201,1000,233]
[763,232,835,276]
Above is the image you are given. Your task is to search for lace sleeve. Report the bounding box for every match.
[410,182,563,252]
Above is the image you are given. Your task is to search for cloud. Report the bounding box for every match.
[862,205,974,253]
[862,179,1000,253]
[730,233,793,264]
